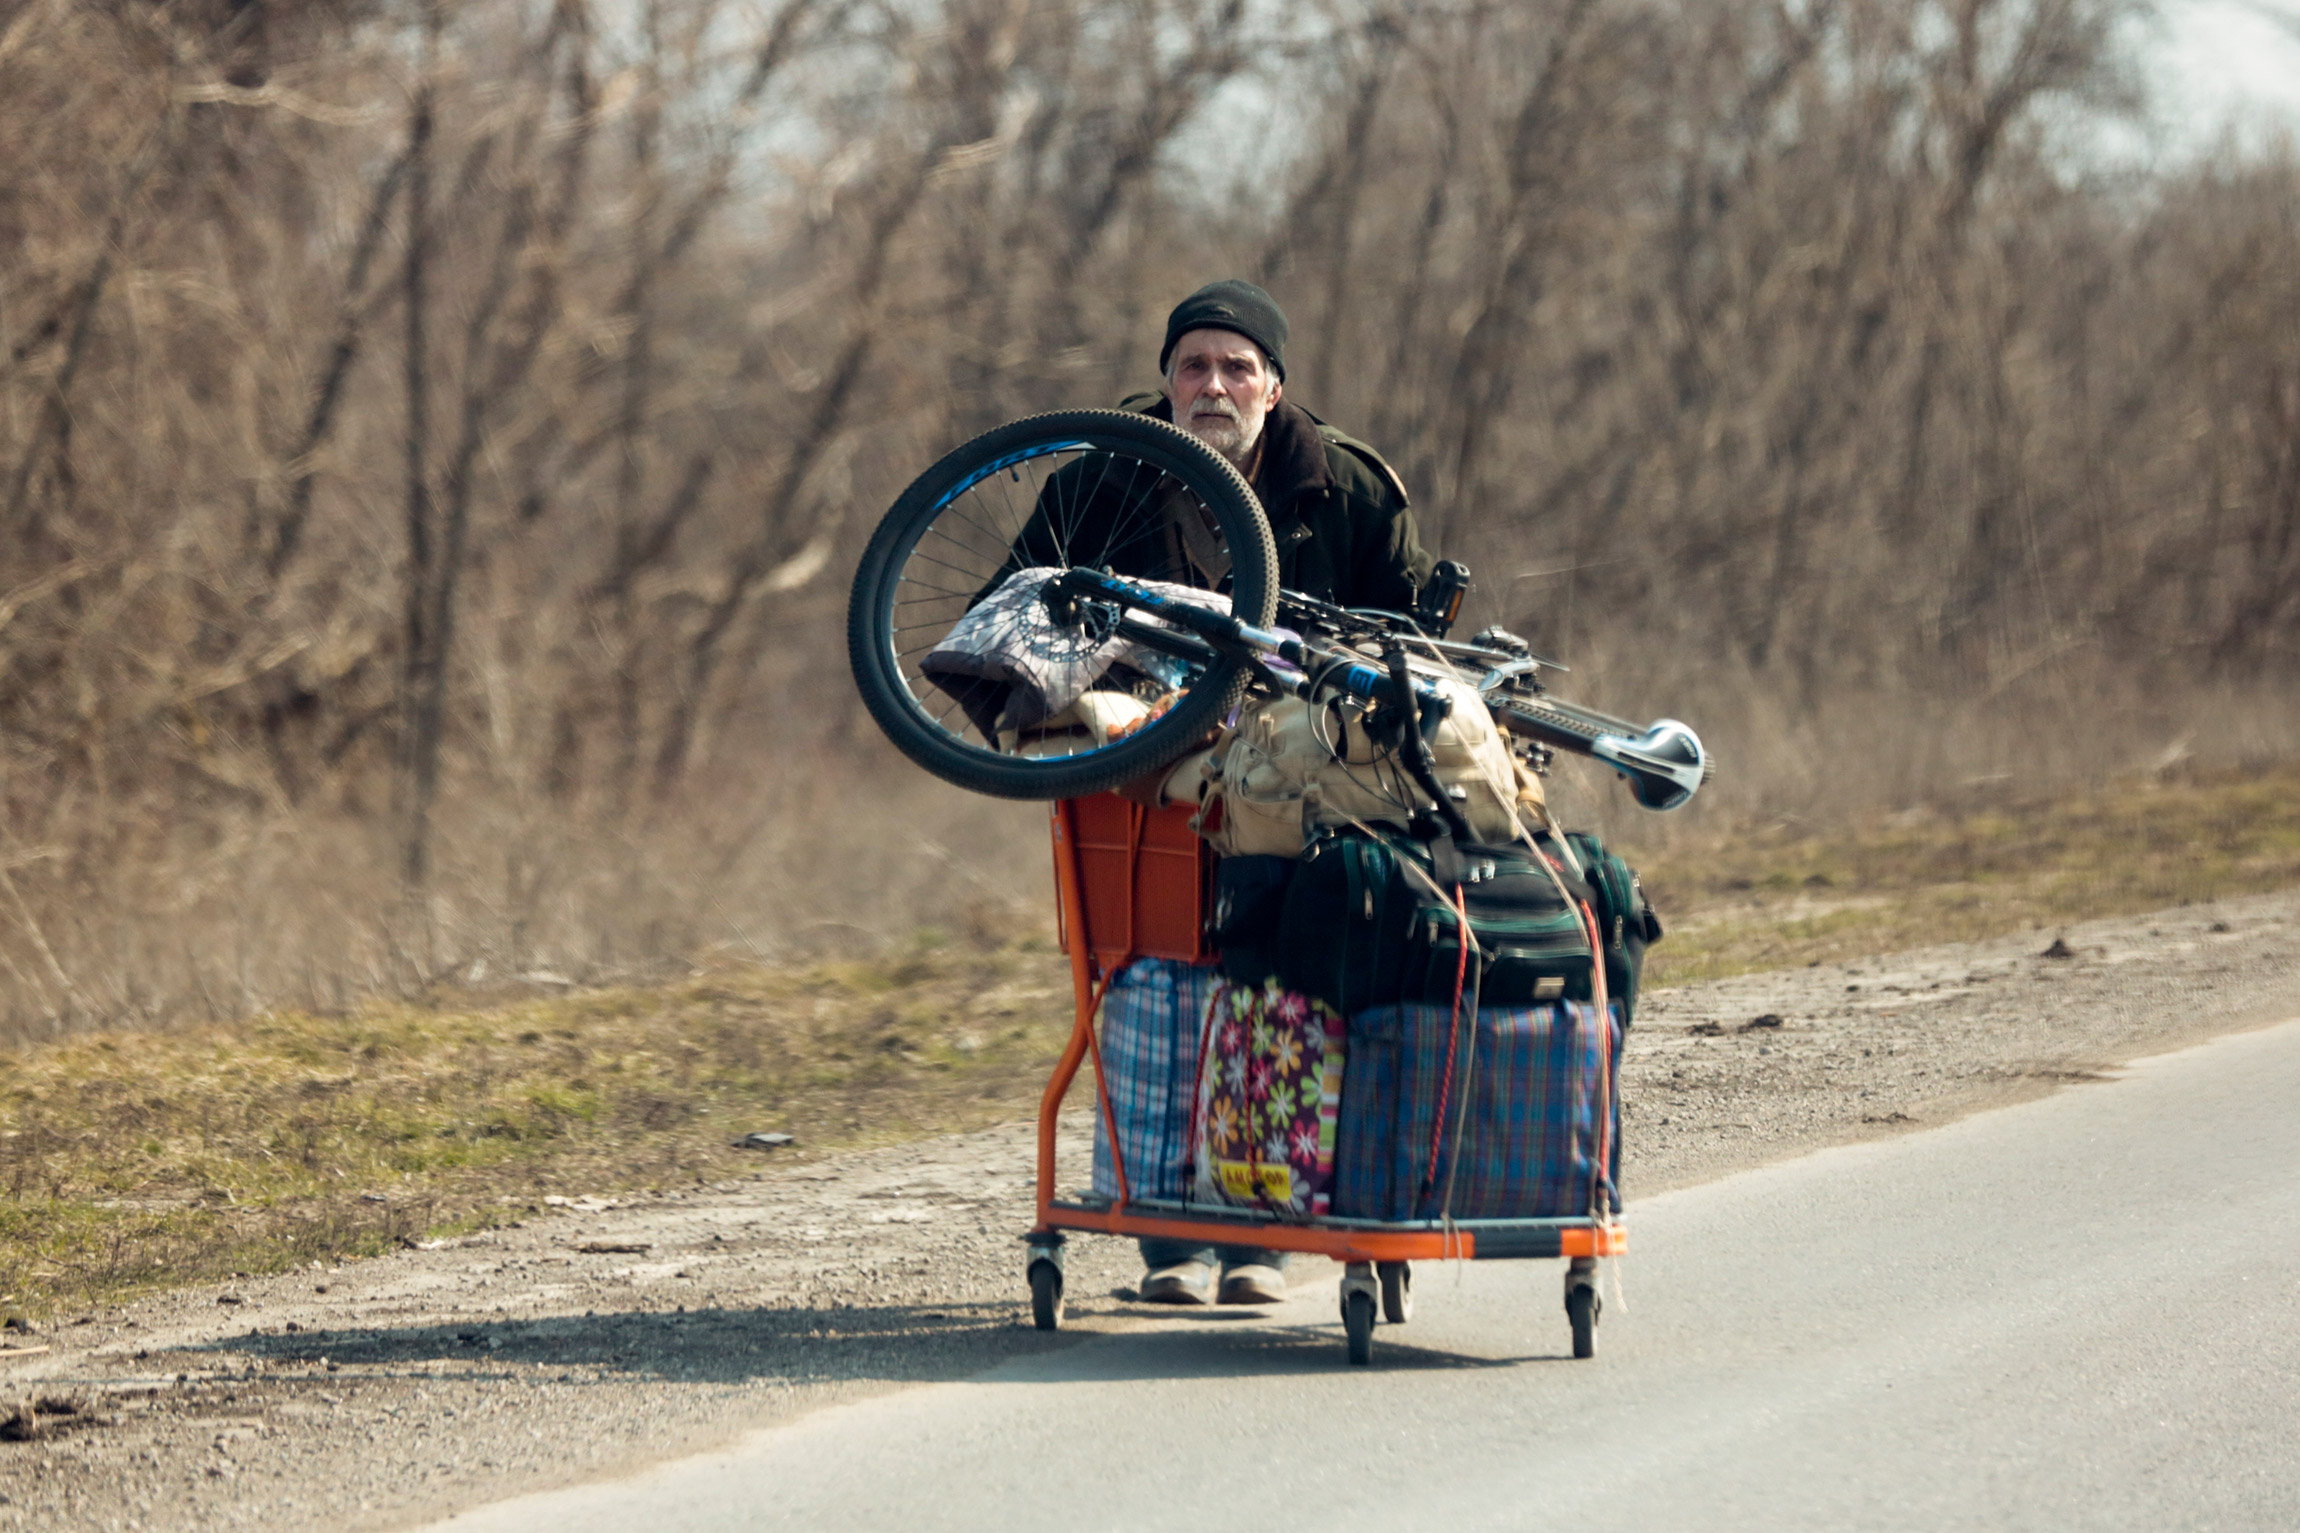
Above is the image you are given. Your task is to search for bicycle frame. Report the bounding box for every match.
[1046,567,1714,814]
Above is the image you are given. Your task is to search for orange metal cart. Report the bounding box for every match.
[1023,794,1626,1361]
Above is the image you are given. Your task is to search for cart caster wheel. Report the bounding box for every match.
[1378,1261,1413,1325]
[1343,1288,1376,1365]
[1029,1260,1064,1332]
[1566,1282,1599,1359]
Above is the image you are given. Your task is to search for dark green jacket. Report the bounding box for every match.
[989,398,1435,611]
[1125,394,1436,611]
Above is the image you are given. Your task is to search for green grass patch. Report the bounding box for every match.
[0,942,1078,1320]
[5,763,2298,1320]
[1629,764,2300,985]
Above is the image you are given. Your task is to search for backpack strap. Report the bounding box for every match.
[1314,422,1411,505]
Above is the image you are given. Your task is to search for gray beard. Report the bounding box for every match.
[1185,407,1263,467]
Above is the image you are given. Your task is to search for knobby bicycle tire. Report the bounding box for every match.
[847,409,1279,801]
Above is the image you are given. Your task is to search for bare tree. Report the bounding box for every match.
[3,0,2300,1037]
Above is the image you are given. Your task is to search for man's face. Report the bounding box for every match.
[1164,328,1282,466]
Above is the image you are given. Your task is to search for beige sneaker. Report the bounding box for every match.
[1217,1263,1287,1305]
[1140,1260,1215,1305]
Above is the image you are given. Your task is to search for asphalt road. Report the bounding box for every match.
[429,1018,2300,1533]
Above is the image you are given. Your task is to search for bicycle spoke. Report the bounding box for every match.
[922,509,1008,569]
[892,553,1002,597]
[998,464,1053,553]
[929,688,970,735]
[890,575,978,600]
[989,465,1036,559]
[918,530,1000,581]
[899,544,1002,584]
[1042,456,1078,570]
[1092,460,1175,579]
[948,479,1024,547]
[1065,449,1124,570]
[1083,456,1149,570]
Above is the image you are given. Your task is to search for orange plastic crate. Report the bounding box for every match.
[1053,795,1215,971]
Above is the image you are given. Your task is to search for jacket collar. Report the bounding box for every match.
[1144,396,1330,521]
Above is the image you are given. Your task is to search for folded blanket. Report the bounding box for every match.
[921,567,1229,734]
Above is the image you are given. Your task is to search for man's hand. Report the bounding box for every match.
[1106,690,1181,740]
[1109,693,1226,808]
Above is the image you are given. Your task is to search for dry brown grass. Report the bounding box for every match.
[0,931,1076,1321]
[1632,764,2300,985]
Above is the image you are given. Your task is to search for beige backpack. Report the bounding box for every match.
[1167,676,1544,857]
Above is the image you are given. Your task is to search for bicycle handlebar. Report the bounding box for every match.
[1047,567,1711,813]
[1052,568,1445,713]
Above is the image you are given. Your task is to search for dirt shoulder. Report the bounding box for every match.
[3,889,2295,1531]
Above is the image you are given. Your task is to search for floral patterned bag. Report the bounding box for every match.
[1189,978,1347,1218]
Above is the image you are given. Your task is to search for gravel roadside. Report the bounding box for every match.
[4,890,2295,1532]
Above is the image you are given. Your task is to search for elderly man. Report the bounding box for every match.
[976,281,1436,1305]
[1131,279,1433,611]
[982,279,1434,613]
[1118,279,1437,1306]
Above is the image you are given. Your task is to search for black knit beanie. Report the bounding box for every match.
[1159,279,1288,380]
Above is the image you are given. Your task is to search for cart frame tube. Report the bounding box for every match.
[1038,799,1101,1232]
[1038,1202,1625,1261]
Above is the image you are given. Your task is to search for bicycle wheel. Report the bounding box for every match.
[847,409,1278,800]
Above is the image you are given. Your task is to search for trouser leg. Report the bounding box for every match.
[1138,1237,1216,1270]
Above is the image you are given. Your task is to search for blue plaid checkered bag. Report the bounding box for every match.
[1091,958,1219,1202]
[1331,999,1622,1221]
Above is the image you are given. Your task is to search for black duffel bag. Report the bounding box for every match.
[1207,852,1293,988]
[1562,830,1664,1023]
[1261,825,1665,1021]
[1270,827,1592,1013]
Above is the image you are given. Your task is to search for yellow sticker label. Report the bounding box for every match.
[1214,1161,1294,1201]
